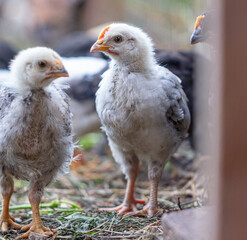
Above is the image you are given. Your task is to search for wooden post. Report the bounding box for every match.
[218,0,247,239]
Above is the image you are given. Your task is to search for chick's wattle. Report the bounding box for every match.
[0,47,73,238]
[91,23,190,216]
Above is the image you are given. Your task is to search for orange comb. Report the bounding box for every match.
[194,15,205,30]
[98,26,110,40]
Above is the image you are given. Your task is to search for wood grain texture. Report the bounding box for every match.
[219,0,247,239]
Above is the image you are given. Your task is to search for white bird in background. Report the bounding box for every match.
[91,23,191,216]
[0,47,73,238]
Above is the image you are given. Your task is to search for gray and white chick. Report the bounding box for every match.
[0,47,73,238]
[91,23,190,216]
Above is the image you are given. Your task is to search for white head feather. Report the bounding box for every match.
[8,47,68,92]
[91,23,156,72]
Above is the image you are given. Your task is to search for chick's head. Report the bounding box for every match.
[90,23,155,67]
[10,47,68,90]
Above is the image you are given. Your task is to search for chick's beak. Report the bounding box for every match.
[90,39,111,52]
[52,67,69,78]
[190,27,203,45]
[43,64,69,82]
[52,59,69,78]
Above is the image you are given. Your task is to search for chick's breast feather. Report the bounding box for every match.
[96,64,190,155]
[92,23,190,216]
[0,51,73,181]
[0,85,72,180]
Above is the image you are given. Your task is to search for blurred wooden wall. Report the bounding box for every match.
[217,0,247,239]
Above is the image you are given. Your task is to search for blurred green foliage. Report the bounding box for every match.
[79,133,101,150]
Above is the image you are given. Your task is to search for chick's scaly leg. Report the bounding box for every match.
[100,154,145,216]
[100,175,145,215]
[142,178,160,216]
[124,177,161,217]
[18,183,57,239]
[0,175,22,233]
[127,160,165,217]
[142,160,165,216]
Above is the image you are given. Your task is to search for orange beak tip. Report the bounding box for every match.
[90,43,98,52]
[52,69,69,79]
[63,71,69,78]
[58,68,69,77]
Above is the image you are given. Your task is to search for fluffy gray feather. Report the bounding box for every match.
[0,83,73,185]
[96,63,190,176]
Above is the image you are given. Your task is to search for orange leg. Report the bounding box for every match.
[140,160,165,216]
[0,176,22,233]
[125,160,165,217]
[100,160,146,216]
[141,179,160,216]
[18,185,57,239]
[100,177,146,216]
[124,179,161,217]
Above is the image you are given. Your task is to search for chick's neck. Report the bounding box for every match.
[111,52,155,73]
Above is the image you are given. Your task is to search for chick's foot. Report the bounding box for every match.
[124,201,162,217]
[0,215,22,233]
[99,199,146,216]
[18,222,57,239]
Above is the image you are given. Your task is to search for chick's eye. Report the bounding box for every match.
[114,36,122,43]
[38,61,46,68]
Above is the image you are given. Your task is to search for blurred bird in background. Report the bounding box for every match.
[91,23,190,216]
[190,10,215,45]
[0,47,73,238]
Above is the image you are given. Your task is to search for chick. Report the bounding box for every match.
[91,23,190,216]
[0,47,73,238]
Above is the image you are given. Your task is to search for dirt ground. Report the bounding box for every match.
[1,141,209,240]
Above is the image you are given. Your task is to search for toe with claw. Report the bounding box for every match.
[0,215,22,233]
[18,221,57,239]
[99,199,146,216]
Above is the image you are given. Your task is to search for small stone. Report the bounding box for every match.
[29,232,51,240]
[162,207,216,240]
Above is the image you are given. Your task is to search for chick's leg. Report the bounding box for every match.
[0,175,22,233]
[100,149,145,216]
[142,160,166,216]
[18,182,57,239]
[123,159,166,218]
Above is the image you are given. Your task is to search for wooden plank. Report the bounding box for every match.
[218,0,247,239]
